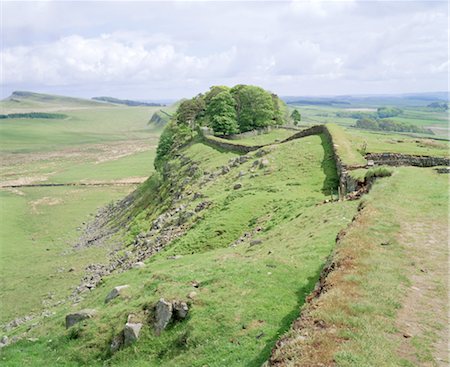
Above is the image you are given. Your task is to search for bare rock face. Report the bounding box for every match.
[65,309,97,329]
[154,299,173,334]
[123,323,143,346]
[105,285,130,303]
[173,301,189,320]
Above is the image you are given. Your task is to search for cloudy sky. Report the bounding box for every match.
[1,0,448,100]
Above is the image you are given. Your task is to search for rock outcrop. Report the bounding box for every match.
[105,285,130,303]
[65,309,97,329]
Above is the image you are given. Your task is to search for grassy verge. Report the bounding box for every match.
[269,167,448,366]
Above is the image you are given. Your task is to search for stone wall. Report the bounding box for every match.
[200,124,359,197]
[366,153,450,167]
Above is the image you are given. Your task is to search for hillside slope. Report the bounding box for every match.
[1,123,448,366]
[1,91,112,113]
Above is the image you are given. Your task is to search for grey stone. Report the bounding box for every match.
[105,285,130,303]
[172,301,189,320]
[110,333,124,353]
[1,336,8,345]
[155,298,173,334]
[239,155,249,163]
[221,165,230,175]
[250,239,263,246]
[187,291,197,299]
[65,309,97,328]
[124,323,142,346]
[259,159,270,169]
[233,183,242,190]
[167,255,182,260]
[132,262,145,269]
[237,171,246,178]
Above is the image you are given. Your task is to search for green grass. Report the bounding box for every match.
[0,99,161,324]
[48,150,155,183]
[227,129,295,145]
[271,166,448,366]
[0,186,134,322]
[326,123,367,166]
[0,135,357,366]
[0,107,160,153]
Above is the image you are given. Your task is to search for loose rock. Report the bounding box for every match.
[132,262,145,269]
[172,301,189,320]
[105,285,130,304]
[187,291,197,300]
[154,299,173,334]
[233,183,242,190]
[65,309,97,329]
[124,323,142,346]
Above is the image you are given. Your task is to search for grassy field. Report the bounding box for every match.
[270,167,448,367]
[0,92,448,366]
[0,95,162,324]
[1,135,360,366]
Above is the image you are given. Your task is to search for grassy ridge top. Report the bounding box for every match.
[1,91,112,113]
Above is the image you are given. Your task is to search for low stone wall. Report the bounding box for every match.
[227,127,272,140]
[366,153,449,167]
[201,135,265,153]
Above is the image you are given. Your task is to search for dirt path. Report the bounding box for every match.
[396,220,449,366]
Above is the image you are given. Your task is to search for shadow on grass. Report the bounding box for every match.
[247,266,324,367]
[320,133,339,196]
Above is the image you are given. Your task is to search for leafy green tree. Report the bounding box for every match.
[230,85,275,132]
[204,86,230,105]
[206,91,239,136]
[176,96,205,128]
[290,109,301,125]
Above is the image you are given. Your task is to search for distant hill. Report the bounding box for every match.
[1,91,110,113]
[92,96,165,107]
[282,91,449,108]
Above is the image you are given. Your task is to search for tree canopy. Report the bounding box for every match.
[171,84,286,135]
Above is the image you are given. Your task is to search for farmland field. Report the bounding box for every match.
[0,97,162,323]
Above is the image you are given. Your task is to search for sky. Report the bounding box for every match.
[1,0,448,100]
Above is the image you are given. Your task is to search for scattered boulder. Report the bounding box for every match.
[105,285,130,304]
[132,262,145,269]
[65,309,97,329]
[221,166,230,175]
[173,301,189,320]
[0,336,8,348]
[124,322,142,346]
[237,171,246,178]
[250,239,263,246]
[110,333,124,353]
[154,299,173,334]
[167,255,183,260]
[195,201,211,212]
[259,159,270,169]
[239,155,249,164]
[233,183,242,190]
[255,148,269,157]
[187,291,197,300]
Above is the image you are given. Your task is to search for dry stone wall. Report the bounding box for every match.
[366,153,449,167]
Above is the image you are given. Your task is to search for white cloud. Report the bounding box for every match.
[1,0,448,98]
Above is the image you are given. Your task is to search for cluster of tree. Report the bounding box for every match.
[356,117,433,134]
[92,96,164,107]
[376,107,403,118]
[427,101,448,111]
[174,85,287,136]
[336,107,403,120]
[0,112,67,119]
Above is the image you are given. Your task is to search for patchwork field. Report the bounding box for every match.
[0,96,162,324]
